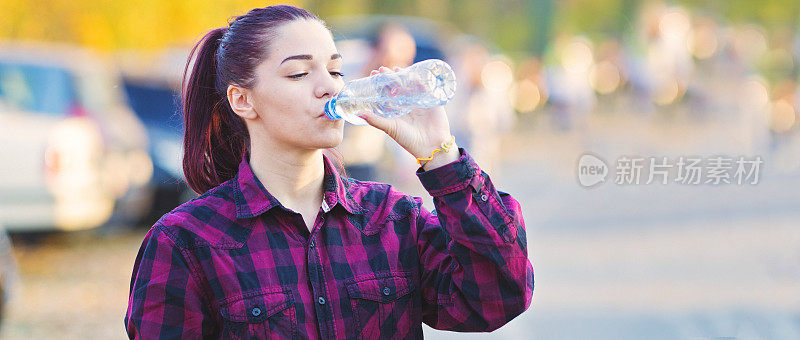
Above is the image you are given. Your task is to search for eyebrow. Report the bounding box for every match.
[280,53,342,65]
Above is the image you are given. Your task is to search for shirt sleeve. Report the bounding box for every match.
[125,226,216,339]
[414,148,534,332]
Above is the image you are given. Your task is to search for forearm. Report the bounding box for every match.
[415,150,533,331]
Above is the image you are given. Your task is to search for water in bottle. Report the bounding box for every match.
[324,59,457,125]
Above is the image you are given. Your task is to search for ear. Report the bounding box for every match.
[227,85,258,120]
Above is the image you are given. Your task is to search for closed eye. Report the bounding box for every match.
[287,71,344,79]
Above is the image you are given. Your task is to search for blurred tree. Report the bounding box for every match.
[1,0,797,58]
[0,0,290,50]
[307,0,545,57]
[550,0,642,40]
[526,0,555,57]
[304,0,373,18]
[681,0,799,30]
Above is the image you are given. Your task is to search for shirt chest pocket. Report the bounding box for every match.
[345,271,418,340]
[219,288,297,340]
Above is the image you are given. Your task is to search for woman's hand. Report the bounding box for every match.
[356,66,459,170]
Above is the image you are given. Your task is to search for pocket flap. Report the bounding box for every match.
[220,288,293,323]
[345,271,414,303]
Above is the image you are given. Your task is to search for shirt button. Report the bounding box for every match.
[480,194,489,202]
[309,241,315,248]
[318,297,326,305]
[383,287,391,296]
[251,307,262,317]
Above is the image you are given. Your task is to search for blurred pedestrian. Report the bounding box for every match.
[337,23,416,182]
[446,39,516,174]
[124,5,533,339]
[630,3,693,108]
[545,35,597,131]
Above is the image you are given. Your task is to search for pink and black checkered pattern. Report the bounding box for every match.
[125,148,534,339]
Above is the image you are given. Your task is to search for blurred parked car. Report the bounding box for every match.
[0,222,17,329]
[120,77,193,224]
[0,42,153,231]
[116,50,195,226]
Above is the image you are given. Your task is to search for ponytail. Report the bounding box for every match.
[181,5,327,194]
[182,28,249,194]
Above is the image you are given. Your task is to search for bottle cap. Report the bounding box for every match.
[324,97,340,120]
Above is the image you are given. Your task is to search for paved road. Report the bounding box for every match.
[2,113,799,339]
[423,114,800,339]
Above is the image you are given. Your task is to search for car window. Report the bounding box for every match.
[122,80,183,128]
[0,62,76,116]
[74,70,121,115]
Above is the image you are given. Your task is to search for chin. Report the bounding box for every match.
[315,128,344,149]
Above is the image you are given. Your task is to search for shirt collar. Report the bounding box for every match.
[233,152,364,219]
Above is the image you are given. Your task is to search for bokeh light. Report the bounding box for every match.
[561,38,594,74]
[769,99,798,133]
[589,60,622,94]
[688,18,718,59]
[481,59,514,92]
[659,8,691,40]
[513,79,543,112]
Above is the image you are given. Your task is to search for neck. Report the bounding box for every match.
[248,141,325,209]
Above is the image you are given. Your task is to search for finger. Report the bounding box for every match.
[356,110,393,134]
[378,66,391,73]
[393,66,400,71]
[370,70,378,75]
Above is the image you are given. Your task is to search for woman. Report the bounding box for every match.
[125,5,533,339]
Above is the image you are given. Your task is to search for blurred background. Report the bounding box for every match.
[1,0,800,338]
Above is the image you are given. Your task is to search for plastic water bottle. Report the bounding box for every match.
[324,59,457,125]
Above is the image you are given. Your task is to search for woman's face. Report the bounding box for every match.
[247,19,346,151]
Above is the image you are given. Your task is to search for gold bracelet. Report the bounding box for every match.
[416,135,456,166]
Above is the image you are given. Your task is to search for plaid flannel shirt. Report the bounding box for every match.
[125,148,533,339]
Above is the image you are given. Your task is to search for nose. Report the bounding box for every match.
[315,71,343,99]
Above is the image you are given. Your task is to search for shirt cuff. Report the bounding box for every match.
[416,148,483,196]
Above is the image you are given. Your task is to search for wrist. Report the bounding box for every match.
[412,135,452,157]
[421,144,458,170]
[415,136,459,171]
